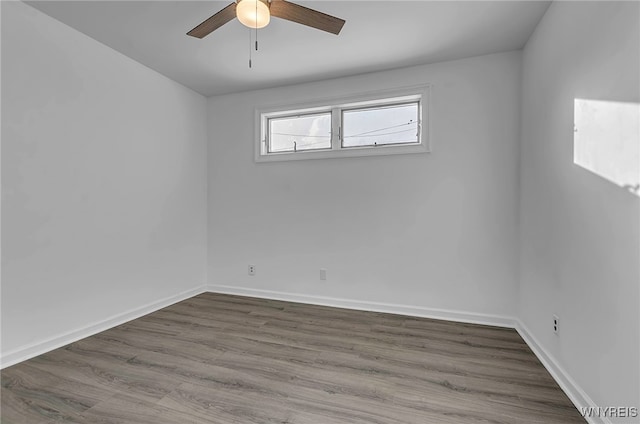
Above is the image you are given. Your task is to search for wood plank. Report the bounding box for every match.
[1,292,585,423]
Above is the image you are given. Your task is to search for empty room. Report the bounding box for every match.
[1,0,638,423]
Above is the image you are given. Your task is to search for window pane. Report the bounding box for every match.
[342,102,419,148]
[268,113,331,153]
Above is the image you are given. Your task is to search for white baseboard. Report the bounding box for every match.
[206,284,517,328]
[0,285,207,369]
[515,320,606,424]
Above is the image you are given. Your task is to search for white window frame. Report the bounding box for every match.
[255,85,431,162]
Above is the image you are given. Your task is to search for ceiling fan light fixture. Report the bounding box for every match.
[236,0,270,29]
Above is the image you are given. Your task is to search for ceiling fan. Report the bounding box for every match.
[187,0,346,38]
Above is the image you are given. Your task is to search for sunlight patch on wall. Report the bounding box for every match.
[574,98,640,196]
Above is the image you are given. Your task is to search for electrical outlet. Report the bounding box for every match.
[248,264,255,276]
[320,268,327,280]
[553,314,559,335]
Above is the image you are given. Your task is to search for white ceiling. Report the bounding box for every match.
[26,1,550,96]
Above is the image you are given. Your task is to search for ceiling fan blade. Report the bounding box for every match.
[270,0,345,35]
[187,2,237,38]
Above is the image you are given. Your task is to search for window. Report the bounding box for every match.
[342,102,420,148]
[256,86,429,162]
[268,112,331,153]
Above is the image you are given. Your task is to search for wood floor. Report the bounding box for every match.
[1,292,585,423]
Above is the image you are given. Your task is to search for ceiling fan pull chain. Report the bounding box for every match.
[255,0,259,51]
[248,28,252,68]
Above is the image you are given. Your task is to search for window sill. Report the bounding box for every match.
[255,142,430,163]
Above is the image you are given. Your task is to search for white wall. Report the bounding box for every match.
[207,51,522,321]
[519,1,640,419]
[1,1,208,363]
